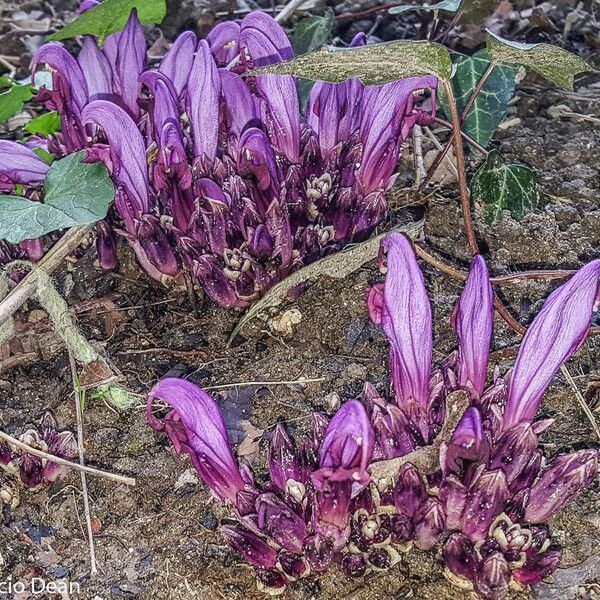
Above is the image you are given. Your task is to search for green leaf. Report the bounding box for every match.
[32,148,55,164]
[293,10,335,56]
[293,11,335,110]
[440,50,520,147]
[25,111,61,136]
[48,0,167,42]
[0,151,115,244]
[486,31,594,91]
[246,39,453,84]
[0,80,35,122]
[389,0,461,14]
[470,150,539,224]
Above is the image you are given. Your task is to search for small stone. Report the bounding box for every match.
[200,512,218,532]
[322,392,341,413]
[269,308,302,337]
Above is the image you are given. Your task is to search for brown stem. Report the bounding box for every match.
[442,80,478,255]
[493,295,526,335]
[460,62,495,121]
[434,118,489,155]
[413,244,577,285]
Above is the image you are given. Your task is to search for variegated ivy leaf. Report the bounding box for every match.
[389,0,461,14]
[439,50,521,148]
[470,150,539,224]
[246,40,453,83]
[486,31,593,91]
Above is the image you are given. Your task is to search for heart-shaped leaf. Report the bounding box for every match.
[440,50,521,147]
[48,0,167,42]
[470,150,539,224]
[246,39,453,83]
[389,0,461,14]
[486,31,593,91]
[0,151,115,244]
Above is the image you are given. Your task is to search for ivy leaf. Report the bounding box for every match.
[293,10,335,56]
[0,151,115,244]
[470,150,539,224]
[389,0,461,14]
[25,111,61,136]
[439,50,520,147]
[48,0,167,42]
[486,31,593,91]
[293,10,335,110]
[0,78,36,122]
[246,40,453,83]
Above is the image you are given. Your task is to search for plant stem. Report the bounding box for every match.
[423,64,495,186]
[443,80,478,255]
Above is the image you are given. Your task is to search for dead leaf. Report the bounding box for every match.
[236,421,264,459]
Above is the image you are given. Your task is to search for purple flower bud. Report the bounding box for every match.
[525,449,598,523]
[0,141,50,191]
[279,552,307,578]
[505,259,600,428]
[443,533,478,584]
[342,553,367,577]
[207,21,240,66]
[513,548,561,585]
[78,37,114,102]
[413,497,446,550]
[256,568,288,591]
[393,463,426,518]
[303,535,334,572]
[475,552,510,600]
[115,9,147,120]
[221,524,278,569]
[96,219,118,270]
[187,40,221,161]
[489,423,537,488]
[463,469,509,542]
[255,493,307,553]
[439,474,468,531]
[147,378,245,503]
[379,233,432,408]
[444,407,489,475]
[268,424,299,491]
[43,431,77,482]
[237,128,278,191]
[81,100,150,224]
[159,31,196,98]
[452,256,493,395]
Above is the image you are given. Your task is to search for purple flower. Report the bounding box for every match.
[452,255,493,395]
[525,449,597,523]
[25,9,435,304]
[0,141,50,191]
[505,259,600,428]
[147,378,245,503]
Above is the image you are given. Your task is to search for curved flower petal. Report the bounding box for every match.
[452,255,493,395]
[159,31,197,97]
[207,21,240,66]
[147,378,245,503]
[186,40,221,161]
[81,99,149,221]
[78,36,114,101]
[505,259,600,428]
[0,140,50,190]
[380,233,432,407]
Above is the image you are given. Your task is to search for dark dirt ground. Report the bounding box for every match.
[1,1,600,599]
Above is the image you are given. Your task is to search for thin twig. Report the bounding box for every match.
[0,430,135,486]
[275,0,309,23]
[68,349,97,576]
[204,377,326,391]
[0,225,93,329]
[336,3,401,21]
[560,365,600,440]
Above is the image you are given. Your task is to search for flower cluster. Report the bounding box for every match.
[0,10,436,306]
[147,233,599,598]
[0,411,77,508]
